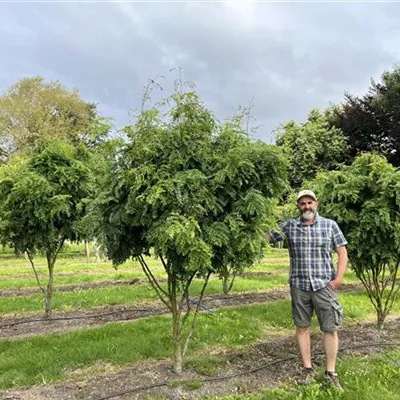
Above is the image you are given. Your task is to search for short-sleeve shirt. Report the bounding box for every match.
[269,214,347,291]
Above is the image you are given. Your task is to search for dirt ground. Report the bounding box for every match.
[1,283,397,400]
[1,315,400,400]
[0,289,290,339]
[0,282,363,340]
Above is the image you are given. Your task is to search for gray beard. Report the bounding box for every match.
[302,211,315,220]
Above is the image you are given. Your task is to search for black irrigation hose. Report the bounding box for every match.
[0,308,153,329]
[95,341,400,400]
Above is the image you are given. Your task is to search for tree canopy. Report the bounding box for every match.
[312,153,400,329]
[98,88,288,373]
[329,66,400,167]
[0,76,110,162]
[277,108,349,189]
[0,138,92,316]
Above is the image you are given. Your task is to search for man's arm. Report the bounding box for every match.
[266,221,288,243]
[265,232,272,242]
[329,245,348,290]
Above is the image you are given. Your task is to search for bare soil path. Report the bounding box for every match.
[1,316,399,400]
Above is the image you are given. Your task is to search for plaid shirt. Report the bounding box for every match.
[269,214,348,291]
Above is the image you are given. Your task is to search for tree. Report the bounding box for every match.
[276,109,349,188]
[0,139,92,317]
[312,153,400,329]
[0,76,109,162]
[98,87,287,373]
[329,66,400,167]
[78,136,125,261]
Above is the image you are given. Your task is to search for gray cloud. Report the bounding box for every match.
[0,2,399,141]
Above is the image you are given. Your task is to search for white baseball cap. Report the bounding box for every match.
[297,189,317,202]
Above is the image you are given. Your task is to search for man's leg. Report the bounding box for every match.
[291,287,315,384]
[323,331,338,372]
[296,326,312,368]
[314,286,344,390]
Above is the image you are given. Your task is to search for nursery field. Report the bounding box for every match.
[0,245,399,400]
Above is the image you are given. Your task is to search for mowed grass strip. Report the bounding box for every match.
[0,262,288,290]
[0,248,358,292]
[0,272,138,290]
[0,290,399,391]
[0,261,162,276]
[0,270,161,290]
[0,274,290,316]
[0,300,294,389]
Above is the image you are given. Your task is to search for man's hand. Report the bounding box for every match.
[329,278,342,291]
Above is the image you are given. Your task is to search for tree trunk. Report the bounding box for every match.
[377,309,385,330]
[221,265,235,295]
[44,253,55,318]
[85,241,90,263]
[172,312,183,374]
[222,276,230,295]
[170,277,183,374]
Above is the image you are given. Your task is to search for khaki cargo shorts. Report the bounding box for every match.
[290,285,343,332]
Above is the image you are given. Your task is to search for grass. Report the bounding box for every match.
[0,252,288,289]
[169,378,204,390]
[0,246,365,319]
[0,300,293,389]
[205,349,400,399]
[0,289,398,390]
[0,245,395,396]
[0,272,138,290]
[0,273,290,316]
[185,355,229,376]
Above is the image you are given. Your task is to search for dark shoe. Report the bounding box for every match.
[324,371,343,391]
[297,368,315,385]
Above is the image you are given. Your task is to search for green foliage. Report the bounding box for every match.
[0,76,109,162]
[77,137,124,246]
[98,85,287,372]
[0,139,90,254]
[312,153,400,328]
[329,65,400,167]
[0,138,92,316]
[102,89,287,274]
[277,108,349,188]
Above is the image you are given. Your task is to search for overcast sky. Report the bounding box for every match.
[1,1,400,143]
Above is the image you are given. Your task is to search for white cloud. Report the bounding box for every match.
[0,2,399,141]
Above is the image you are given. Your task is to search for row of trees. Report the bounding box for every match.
[0,67,399,372]
[277,66,400,188]
[0,76,288,373]
[277,67,400,330]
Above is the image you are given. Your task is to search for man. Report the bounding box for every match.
[266,190,348,390]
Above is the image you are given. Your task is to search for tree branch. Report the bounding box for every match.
[182,271,211,357]
[137,254,171,310]
[26,249,45,296]
[179,272,197,334]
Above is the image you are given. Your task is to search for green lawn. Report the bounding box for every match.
[0,291,398,390]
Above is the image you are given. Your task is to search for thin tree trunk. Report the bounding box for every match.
[222,274,236,295]
[26,249,45,296]
[45,254,55,319]
[377,309,385,330]
[85,241,90,263]
[172,313,183,374]
[44,242,64,318]
[170,276,183,374]
[183,272,211,357]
